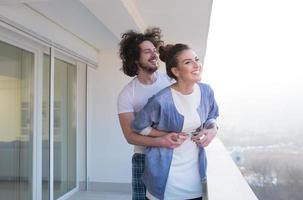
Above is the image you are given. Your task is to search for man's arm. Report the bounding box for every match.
[119,112,186,148]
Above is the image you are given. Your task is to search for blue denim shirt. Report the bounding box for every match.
[132,83,219,200]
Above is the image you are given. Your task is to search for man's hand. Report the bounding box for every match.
[158,132,189,148]
[191,127,217,147]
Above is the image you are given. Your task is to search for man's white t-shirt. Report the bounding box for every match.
[117,71,173,153]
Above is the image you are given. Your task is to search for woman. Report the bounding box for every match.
[132,43,219,200]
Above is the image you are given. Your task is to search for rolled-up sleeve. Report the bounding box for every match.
[204,86,219,128]
[132,96,161,134]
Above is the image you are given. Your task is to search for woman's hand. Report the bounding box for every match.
[191,127,217,147]
[171,132,189,142]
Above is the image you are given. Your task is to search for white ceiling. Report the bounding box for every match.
[1,0,213,58]
[132,0,213,58]
[80,0,213,58]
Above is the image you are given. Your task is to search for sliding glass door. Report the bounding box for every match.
[0,44,77,200]
[0,41,34,200]
[42,55,77,200]
[1,25,84,200]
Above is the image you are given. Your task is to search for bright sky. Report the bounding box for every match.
[204,0,303,135]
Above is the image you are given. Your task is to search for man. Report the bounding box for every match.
[117,28,188,200]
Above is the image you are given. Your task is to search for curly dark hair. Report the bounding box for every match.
[119,27,163,77]
[159,43,190,80]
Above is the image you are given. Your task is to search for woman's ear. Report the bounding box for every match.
[171,67,179,78]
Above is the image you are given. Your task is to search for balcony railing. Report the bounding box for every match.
[206,138,258,200]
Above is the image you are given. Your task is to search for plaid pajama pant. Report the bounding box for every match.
[132,153,146,200]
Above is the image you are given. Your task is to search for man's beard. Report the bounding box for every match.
[138,63,158,74]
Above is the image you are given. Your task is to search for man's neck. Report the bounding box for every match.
[137,71,157,85]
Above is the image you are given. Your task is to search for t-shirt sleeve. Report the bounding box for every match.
[117,88,134,114]
[204,85,219,127]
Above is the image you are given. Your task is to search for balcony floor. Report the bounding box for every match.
[66,191,131,200]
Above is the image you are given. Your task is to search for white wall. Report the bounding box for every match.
[87,49,134,184]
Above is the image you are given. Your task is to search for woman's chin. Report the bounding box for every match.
[195,77,202,82]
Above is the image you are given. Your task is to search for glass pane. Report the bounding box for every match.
[0,41,34,200]
[53,58,76,199]
[42,54,50,200]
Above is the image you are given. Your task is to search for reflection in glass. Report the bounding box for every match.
[0,41,34,200]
